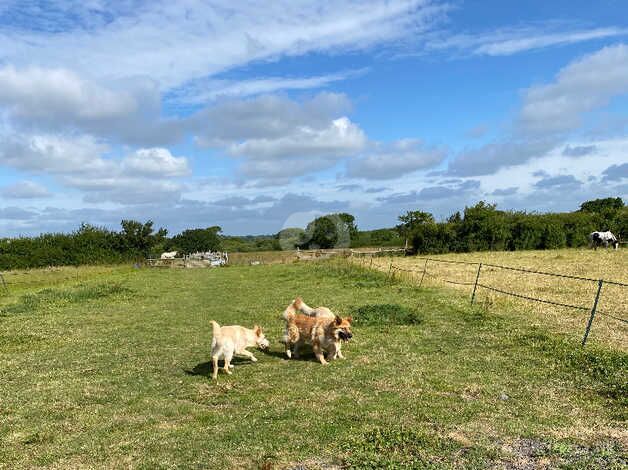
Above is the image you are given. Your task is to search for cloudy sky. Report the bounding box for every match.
[1,0,627,237]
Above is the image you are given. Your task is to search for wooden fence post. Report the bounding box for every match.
[418,258,428,288]
[470,263,483,305]
[582,279,603,346]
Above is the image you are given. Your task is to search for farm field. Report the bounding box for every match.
[361,248,628,350]
[0,259,626,469]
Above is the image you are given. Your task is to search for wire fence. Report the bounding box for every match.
[351,251,628,346]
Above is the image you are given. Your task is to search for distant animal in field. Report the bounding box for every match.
[282,297,353,365]
[160,251,178,259]
[210,321,269,380]
[589,231,619,250]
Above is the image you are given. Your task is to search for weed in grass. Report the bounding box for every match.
[352,303,423,326]
[538,439,627,469]
[341,426,484,469]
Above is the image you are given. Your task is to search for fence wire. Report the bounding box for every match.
[597,312,628,324]
[476,283,590,311]
[481,262,600,283]
[354,252,628,338]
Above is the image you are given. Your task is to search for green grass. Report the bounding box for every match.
[0,261,626,469]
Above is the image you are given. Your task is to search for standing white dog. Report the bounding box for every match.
[210,321,270,379]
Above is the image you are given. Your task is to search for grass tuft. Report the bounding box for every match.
[352,303,422,326]
[342,426,463,469]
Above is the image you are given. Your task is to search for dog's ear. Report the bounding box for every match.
[335,315,342,325]
[346,316,353,324]
[254,325,262,336]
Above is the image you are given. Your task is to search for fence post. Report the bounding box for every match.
[418,258,428,288]
[0,273,6,292]
[582,279,603,346]
[370,256,373,269]
[387,259,393,280]
[470,263,483,305]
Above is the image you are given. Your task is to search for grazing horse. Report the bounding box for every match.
[589,231,619,250]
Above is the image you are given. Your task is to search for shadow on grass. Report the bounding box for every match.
[184,356,257,377]
[260,344,321,363]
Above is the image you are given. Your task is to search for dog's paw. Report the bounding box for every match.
[251,356,258,362]
[229,364,235,368]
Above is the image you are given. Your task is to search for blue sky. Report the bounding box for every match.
[0,0,627,236]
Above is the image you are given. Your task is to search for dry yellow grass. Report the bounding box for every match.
[353,248,628,350]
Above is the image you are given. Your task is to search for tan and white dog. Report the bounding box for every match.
[210,321,270,379]
[282,297,353,365]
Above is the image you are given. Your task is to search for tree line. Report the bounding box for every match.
[0,198,624,270]
[399,197,626,254]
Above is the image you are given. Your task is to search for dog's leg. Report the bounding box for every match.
[223,346,234,375]
[239,349,258,362]
[313,342,328,365]
[211,354,220,380]
[293,341,303,359]
[335,341,345,359]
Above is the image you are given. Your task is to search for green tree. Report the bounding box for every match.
[300,213,358,249]
[277,228,306,250]
[578,197,624,213]
[169,226,222,254]
[120,220,167,258]
[458,202,509,251]
[396,211,435,250]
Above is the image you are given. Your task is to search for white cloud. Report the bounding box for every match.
[519,43,628,134]
[168,69,366,105]
[229,117,366,160]
[0,133,114,175]
[192,93,366,180]
[0,131,190,205]
[0,65,136,121]
[194,92,353,145]
[426,26,628,57]
[0,1,445,90]
[123,148,189,177]
[0,180,51,199]
[347,139,446,179]
[448,43,628,176]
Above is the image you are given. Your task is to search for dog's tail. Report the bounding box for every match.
[283,297,300,320]
[210,320,221,338]
[293,296,317,316]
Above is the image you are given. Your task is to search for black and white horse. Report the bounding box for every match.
[589,231,619,250]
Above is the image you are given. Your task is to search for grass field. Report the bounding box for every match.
[361,248,628,350]
[0,258,626,469]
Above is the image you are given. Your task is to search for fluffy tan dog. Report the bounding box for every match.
[210,321,270,379]
[282,297,353,365]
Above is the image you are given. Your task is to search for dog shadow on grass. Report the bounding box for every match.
[185,344,318,376]
[184,356,255,377]
[260,343,317,362]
